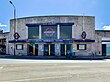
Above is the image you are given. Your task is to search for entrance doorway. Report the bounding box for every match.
[35,44,38,56]
[50,44,55,56]
[61,44,65,56]
[44,44,49,56]
[66,44,72,55]
[102,44,106,56]
[28,44,33,56]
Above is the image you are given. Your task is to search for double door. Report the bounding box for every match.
[60,44,72,56]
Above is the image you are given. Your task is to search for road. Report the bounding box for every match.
[0,59,110,82]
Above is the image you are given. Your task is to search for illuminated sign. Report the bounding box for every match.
[42,26,57,39]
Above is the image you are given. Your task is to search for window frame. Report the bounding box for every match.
[28,26,39,39]
[60,25,72,39]
[16,44,23,50]
[77,44,87,50]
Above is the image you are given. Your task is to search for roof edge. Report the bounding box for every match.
[10,15,95,20]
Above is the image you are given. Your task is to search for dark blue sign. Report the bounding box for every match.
[9,39,95,43]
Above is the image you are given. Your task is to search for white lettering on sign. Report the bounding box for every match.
[44,31,55,34]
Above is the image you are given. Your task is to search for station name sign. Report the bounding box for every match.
[9,39,95,43]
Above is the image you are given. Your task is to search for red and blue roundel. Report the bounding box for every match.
[44,28,55,37]
[14,32,20,40]
[81,31,86,39]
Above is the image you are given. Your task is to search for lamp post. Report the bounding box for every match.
[9,1,16,56]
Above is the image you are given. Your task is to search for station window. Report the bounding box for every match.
[16,44,23,50]
[77,44,87,50]
[60,25,72,39]
[28,26,39,39]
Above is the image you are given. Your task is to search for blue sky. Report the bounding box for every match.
[0,0,110,32]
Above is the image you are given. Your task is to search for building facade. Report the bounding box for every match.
[8,15,98,56]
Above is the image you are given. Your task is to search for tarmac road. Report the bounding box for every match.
[0,59,110,82]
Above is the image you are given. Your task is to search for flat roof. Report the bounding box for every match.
[10,15,95,20]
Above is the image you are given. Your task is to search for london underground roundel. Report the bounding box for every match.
[14,32,20,39]
[81,31,86,39]
[44,28,55,37]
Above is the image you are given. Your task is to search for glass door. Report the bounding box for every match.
[50,44,55,56]
[27,44,33,56]
[60,44,65,56]
[66,44,72,55]
[35,44,38,56]
[44,44,49,56]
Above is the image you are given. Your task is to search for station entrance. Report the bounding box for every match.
[27,43,72,56]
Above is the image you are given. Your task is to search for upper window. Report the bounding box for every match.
[28,26,39,39]
[60,25,72,39]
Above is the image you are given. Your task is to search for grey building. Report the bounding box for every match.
[7,15,98,56]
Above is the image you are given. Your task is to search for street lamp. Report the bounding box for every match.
[9,1,16,56]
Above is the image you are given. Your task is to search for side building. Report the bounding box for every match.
[8,15,96,56]
[0,30,9,54]
[95,30,110,57]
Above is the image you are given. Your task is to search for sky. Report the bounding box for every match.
[0,0,110,32]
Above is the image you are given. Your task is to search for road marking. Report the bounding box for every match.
[3,75,70,82]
